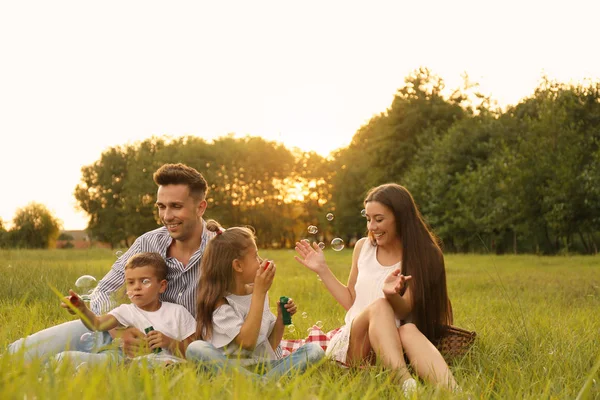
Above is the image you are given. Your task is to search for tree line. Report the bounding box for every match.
[2,68,599,254]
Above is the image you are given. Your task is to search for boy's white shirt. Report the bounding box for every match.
[108,301,196,359]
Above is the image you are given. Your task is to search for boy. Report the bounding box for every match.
[56,252,196,366]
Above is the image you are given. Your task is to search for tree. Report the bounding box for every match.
[330,68,470,243]
[0,218,8,248]
[74,145,131,248]
[10,202,62,248]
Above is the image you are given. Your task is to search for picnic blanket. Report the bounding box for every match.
[279,325,341,357]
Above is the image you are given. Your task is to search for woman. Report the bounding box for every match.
[294,183,457,393]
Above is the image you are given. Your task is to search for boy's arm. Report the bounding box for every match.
[86,312,122,331]
[65,291,123,331]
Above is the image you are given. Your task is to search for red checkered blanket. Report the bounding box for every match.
[279,325,341,357]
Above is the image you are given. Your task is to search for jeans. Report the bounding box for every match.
[7,320,113,362]
[185,340,325,379]
[53,349,123,368]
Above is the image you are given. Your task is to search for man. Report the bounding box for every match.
[8,163,215,360]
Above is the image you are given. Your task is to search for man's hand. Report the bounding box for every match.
[114,327,148,358]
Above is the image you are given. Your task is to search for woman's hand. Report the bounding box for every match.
[382,269,412,296]
[294,240,328,275]
[254,259,275,295]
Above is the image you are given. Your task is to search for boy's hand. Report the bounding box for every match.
[254,260,275,295]
[61,289,86,315]
[279,297,297,316]
[146,330,173,350]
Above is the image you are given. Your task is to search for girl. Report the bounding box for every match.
[185,221,324,378]
[294,183,458,394]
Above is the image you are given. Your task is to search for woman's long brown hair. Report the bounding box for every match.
[195,220,256,340]
[365,183,453,343]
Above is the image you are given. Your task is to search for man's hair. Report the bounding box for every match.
[125,252,168,281]
[153,163,208,200]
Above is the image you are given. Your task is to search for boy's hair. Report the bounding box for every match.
[125,252,168,281]
[153,163,208,200]
[196,220,256,340]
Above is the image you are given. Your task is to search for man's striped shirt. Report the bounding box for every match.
[90,221,216,316]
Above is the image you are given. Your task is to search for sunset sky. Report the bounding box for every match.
[1,0,598,230]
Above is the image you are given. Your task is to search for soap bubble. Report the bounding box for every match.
[287,324,296,333]
[315,321,323,329]
[326,213,334,221]
[302,239,310,244]
[318,242,325,250]
[307,225,318,235]
[78,332,96,352]
[302,312,308,319]
[361,209,366,217]
[331,238,345,251]
[142,278,152,288]
[75,275,97,301]
[115,250,123,258]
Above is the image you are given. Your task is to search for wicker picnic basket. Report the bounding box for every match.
[436,325,477,360]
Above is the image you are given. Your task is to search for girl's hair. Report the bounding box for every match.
[195,219,256,340]
[365,183,453,342]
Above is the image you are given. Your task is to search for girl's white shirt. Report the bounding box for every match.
[210,293,280,365]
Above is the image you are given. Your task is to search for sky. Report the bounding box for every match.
[1,0,598,230]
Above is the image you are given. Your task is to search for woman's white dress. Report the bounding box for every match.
[325,239,402,364]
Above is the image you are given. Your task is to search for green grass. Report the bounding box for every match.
[1,249,599,399]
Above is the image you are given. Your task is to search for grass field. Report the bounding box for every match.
[1,249,599,399]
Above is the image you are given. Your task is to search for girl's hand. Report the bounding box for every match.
[279,297,297,316]
[61,289,86,315]
[294,240,327,274]
[382,269,412,296]
[254,260,275,295]
[146,330,173,350]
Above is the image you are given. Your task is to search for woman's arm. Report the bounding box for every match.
[385,288,413,320]
[382,269,413,319]
[295,238,365,311]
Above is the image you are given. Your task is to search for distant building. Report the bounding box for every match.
[56,230,111,249]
